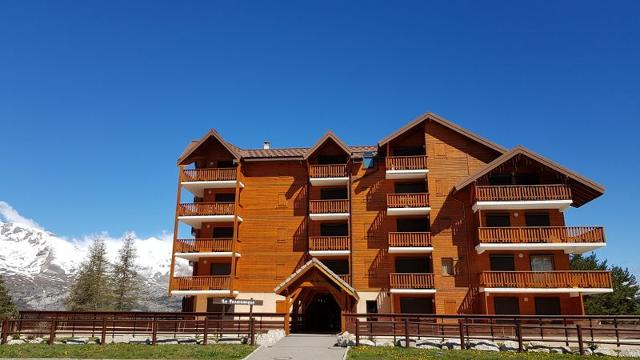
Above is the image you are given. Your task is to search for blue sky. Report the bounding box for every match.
[0,1,638,273]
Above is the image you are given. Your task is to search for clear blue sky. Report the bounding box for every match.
[0,1,638,272]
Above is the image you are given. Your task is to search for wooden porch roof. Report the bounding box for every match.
[274,258,359,300]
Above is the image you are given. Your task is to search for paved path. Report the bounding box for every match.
[246,334,346,360]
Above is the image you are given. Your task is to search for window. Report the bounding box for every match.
[486,213,510,227]
[400,297,433,314]
[393,147,423,156]
[210,262,231,275]
[366,300,378,314]
[320,223,348,236]
[490,255,515,271]
[213,227,233,238]
[535,297,561,315]
[525,213,551,227]
[216,160,235,168]
[530,255,554,271]
[321,259,349,275]
[394,182,427,194]
[395,257,431,273]
[494,297,520,315]
[396,218,429,232]
[515,173,540,185]
[442,258,454,276]
[488,174,512,185]
[320,188,348,200]
[215,193,235,202]
[317,155,346,164]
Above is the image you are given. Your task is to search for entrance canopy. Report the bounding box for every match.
[274,258,358,300]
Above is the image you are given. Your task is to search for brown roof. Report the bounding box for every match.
[453,145,605,207]
[273,258,358,299]
[378,112,508,154]
[177,129,241,165]
[303,131,352,160]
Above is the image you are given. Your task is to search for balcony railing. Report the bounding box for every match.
[177,203,235,216]
[480,271,612,289]
[170,276,231,290]
[478,226,605,244]
[388,232,432,247]
[386,156,427,170]
[389,273,435,289]
[175,238,233,253]
[387,193,429,208]
[474,184,572,202]
[309,236,350,251]
[309,199,349,214]
[309,164,348,178]
[180,168,236,182]
[338,274,352,285]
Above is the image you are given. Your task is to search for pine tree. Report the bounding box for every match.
[570,253,640,315]
[0,275,17,319]
[110,233,140,311]
[65,235,113,311]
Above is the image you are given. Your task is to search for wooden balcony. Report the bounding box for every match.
[170,276,232,291]
[180,168,237,182]
[177,203,235,216]
[338,274,352,285]
[309,164,348,178]
[472,184,572,212]
[385,156,428,179]
[174,238,234,257]
[389,273,435,292]
[480,271,612,293]
[309,200,349,220]
[386,193,430,215]
[476,226,606,254]
[388,232,432,254]
[309,236,350,253]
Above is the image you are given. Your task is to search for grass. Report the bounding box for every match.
[347,347,631,360]
[0,343,255,359]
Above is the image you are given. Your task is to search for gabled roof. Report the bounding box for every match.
[454,146,605,207]
[303,131,352,160]
[274,258,359,300]
[177,129,241,165]
[378,112,508,154]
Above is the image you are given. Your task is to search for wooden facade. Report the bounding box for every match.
[169,112,609,329]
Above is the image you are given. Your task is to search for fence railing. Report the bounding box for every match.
[343,313,640,353]
[177,203,235,216]
[338,274,352,285]
[480,271,612,289]
[386,156,428,170]
[388,232,432,247]
[1,311,285,346]
[309,164,348,178]
[478,226,605,244]
[169,276,231,290]
[175,238,233,253]
[474,184,572,202]
[180,168,237,182]
[387,193,429,208]
[309,199,349,214]
[389,273,435,289]
[309,236,350,251]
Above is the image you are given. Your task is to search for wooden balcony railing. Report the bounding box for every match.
[309,236,350,251]
[389,273,435,289]
[338,274,352,285]
[177,203,235,216]
[170,276,231,290]
[385,155,428,170]
[175,238,233,253]
[309,199,349,214]
[387,193,429,208]
[480,271,612,289]
[309,164,348,178]
[478,226,605,244]
[180,168,236,182]
[474,184,572,202]
[388,232,432,247]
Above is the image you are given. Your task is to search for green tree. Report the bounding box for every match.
[110,233,140,311]
[65,235,113,311]
[0,275,17,319]
[570,253,640,315]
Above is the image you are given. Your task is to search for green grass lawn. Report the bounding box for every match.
[0,344,255,359]
[347,347,630,360]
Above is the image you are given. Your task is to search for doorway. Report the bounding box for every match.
[301,293,342,333]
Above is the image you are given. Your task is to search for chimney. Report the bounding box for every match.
[263,140,271,150]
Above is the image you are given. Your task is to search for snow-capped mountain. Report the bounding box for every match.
[0,221,187,311]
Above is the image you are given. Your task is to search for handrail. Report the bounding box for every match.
[475,184,572,201]
[170,276,231,290]
[389,273,435,289]
[385,155,427,170]
[309,236,350,251]
[478,226,605,244]
[309,164,348,178]
[480,271,612,288]
[180,168,237,182]
[177,203,235,216]
[174,238,233,252]
[388,232,432,247]
[309,199,349,214]
[387,193,429,208]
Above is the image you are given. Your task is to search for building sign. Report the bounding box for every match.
[210,298,263,306]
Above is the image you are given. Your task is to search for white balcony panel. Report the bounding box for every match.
[170,290,239,296]
[480,288,613,295]
[181,181,244,197]
[309,213,350,221]
[309,177,349,186]
[309,250,350,257]
[388,246,433,254]
[178,215,243,229]
[174,252,240,260]
[389,289,437,294]
[472,200,572,212]
[475,242,606,255]
[387,207,431,216]
[385,169,428,180]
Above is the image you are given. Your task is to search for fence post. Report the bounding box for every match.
[516,320,523,353]
[1,319,9,345]
[355,319,359,347]
[203,317,208,345]
[151,319,157,345]
[458,320,465,350]
[576,324,584,356]
[249,316,255,346]
[48,319,56,345]
[404,318,410,348]
[614,318,620,348]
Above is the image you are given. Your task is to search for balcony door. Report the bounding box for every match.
[485,213,510,227]
[399,297,433,314]
[394,182,427,194]
[490,255,515,271]
[320,223,348,236]
[494,297,520,315]
[320,188,348,200]
[535,297,562,315]
[215,193,235,203]
[321,259,349,276]
[392,147,423,156]
[525,213,551,227]
[530,255,554,271]
[396,218,429,232]
[395,257,431,273]
[213,226,233,238]
[210,262,231,276]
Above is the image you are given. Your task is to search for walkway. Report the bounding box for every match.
[246,334,346,360]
